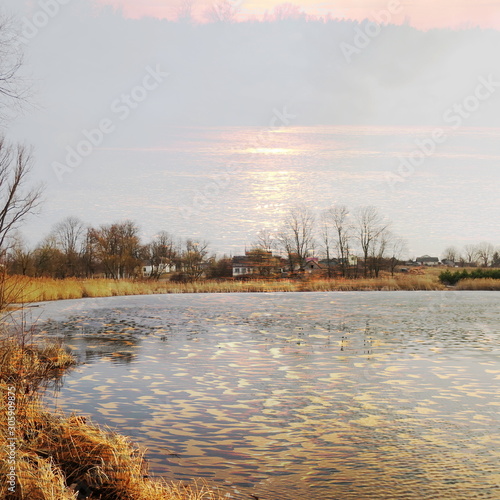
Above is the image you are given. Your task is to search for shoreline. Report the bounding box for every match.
[0,333,225,500]
[3,273,500,306]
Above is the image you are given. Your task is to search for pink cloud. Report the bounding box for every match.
[94,0,500,30]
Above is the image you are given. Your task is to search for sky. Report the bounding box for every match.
[1,0,500,258]
[94,0,500,30]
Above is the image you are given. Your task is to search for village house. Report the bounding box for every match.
[232,255,259,277]
[415,255,440,266]
[232,250,362,277]
[232,250,285,277]
[441,259,457,267]
[140,261,176,278]
[320,255,358,270]
[304,257,324,274]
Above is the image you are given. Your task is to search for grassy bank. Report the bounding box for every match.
[1,272,452,304]
[3,269,498,305]
[0,331,224,499]
[455,278,500,291]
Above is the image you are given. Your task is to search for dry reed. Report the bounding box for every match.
[455,278,500,291]
[1,272,452,305]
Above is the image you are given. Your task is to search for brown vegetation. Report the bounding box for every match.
[455,278,500,291]
[0,270,453,306]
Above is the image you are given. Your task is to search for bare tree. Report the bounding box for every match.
[204,0,239,23]
[277,205,315,271]
[389,237,407,276]
[272,3,305,21]
[254,229,275,251]
[0,18,40,260]
[179,239,209,281]
[442,246,459,263]
[355,206,389,278]
[322,205,352,277]
[319,213,333,278]
[176,0,195,23]
[81,227,97,278]
[0,140,42,257]
[369,228,392,278]
[476,241,495,268]
[53,216,85,255]
[0,15,29,118]
[142,231,179,279]
[32,235,64,278]
[6,231,33,275]
[276,228,296,272]
[463,244,478,266]
[51,216,86,277]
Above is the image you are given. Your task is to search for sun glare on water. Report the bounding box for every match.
[245,147,296,155]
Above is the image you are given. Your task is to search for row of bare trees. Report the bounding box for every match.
[255,205,406,278]
[6,217,214,281]
[442,243,500,268]
[178,1,309,24]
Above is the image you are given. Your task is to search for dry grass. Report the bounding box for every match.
[300,274,443,292]
[455,278,500,291]
[0,331,226,500]
[0,271,451,305]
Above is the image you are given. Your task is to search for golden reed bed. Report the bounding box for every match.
[0,272,455,305]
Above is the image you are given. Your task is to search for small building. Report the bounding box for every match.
[304,258,324,274]
[415,255,440,266]
[232,250,286,277]
[441,259,456,267]
[320,255,357,268]
[232,255,259,277]
[346,255,358,267]
[140,261,176,278]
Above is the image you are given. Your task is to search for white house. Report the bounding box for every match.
[415,255,440,266]
[141,262,176,277]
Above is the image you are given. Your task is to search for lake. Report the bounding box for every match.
[29,291,500,499]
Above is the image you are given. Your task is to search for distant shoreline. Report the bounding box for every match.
[2,273,499,306]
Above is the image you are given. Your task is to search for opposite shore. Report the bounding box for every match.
[3,269,500,306]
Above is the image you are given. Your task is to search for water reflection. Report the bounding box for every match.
[34,292,500,500]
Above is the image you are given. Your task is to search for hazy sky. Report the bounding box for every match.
[2,0,500,257]
[96,0,500,30]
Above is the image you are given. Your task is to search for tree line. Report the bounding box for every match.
[6,218,217,281]
[5,200,500,282]
[442,243,500,268]
[4,204,407,280]
[5,203,500,282]
[253,204,405,278]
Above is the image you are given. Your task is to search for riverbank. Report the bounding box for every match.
[2,271,499,305]
[0,332,224,499]
[2,272,443,303]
